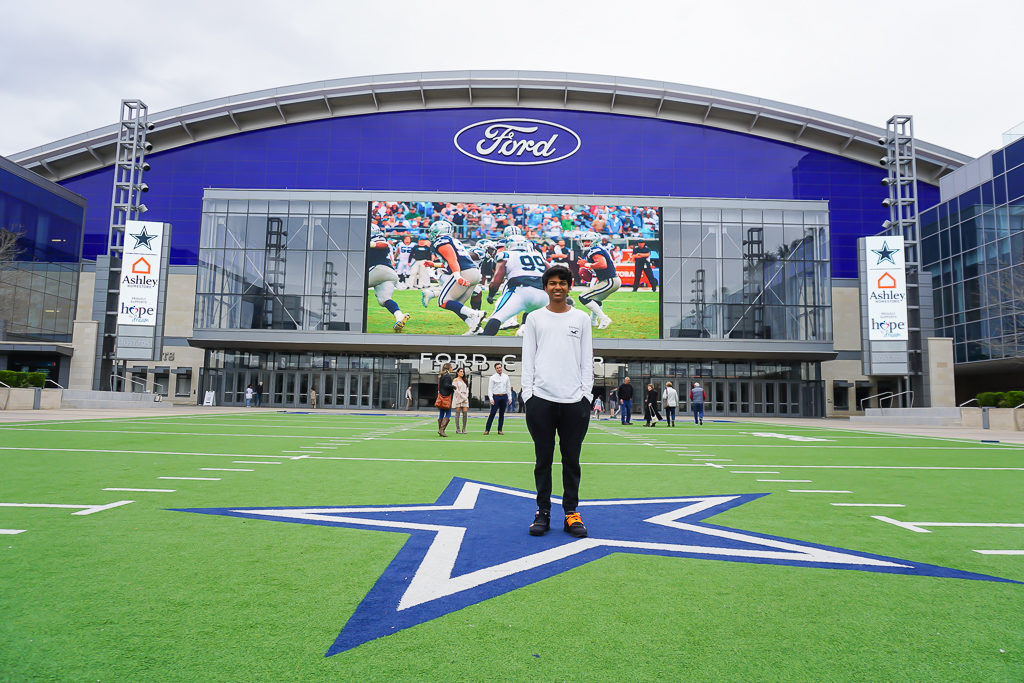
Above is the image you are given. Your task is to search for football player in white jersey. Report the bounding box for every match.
[480,235,551,336]
[576,231,619,329]
[366,226,411,332]
[427,220,485,334]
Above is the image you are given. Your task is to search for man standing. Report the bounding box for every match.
[405,385,413,411]
[484,362,511,435]
[631,239,658,292]
[255,380,264,408]
[617,376,634,425]
[523,265,593,539]
[690,382,706,425]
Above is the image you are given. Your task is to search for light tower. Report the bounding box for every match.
[93,100,152,391]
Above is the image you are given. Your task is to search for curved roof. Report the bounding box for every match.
[10,70,972,184]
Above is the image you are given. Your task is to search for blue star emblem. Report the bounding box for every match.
[129,226,157,250]
[871,240,898,265]
[176,478,1016,655]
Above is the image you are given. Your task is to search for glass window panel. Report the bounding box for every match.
[289,200,310,215]
[246,215,268,249]
[328,216,351,251]
[286,216,309,250]
[225,214,247,249]
[310,216,330,250]
[228,199,248,213]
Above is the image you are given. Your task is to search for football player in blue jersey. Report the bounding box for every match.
[576,231,619,329]
[427,219,486,334]
[367,226,411,332]
[481,235,551,336]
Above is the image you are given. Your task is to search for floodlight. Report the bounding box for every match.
[136,203,148,214]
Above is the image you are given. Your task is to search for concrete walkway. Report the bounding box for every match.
[1,406,1023,444]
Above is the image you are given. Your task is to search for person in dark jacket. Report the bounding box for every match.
[644,383,663,426]
[437,362,455,437]
[617,377,634,425]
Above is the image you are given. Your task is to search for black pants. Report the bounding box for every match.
[665,406,676,424]
[632,259,657,291]
[525,396,591,514]
[485,394,508,431]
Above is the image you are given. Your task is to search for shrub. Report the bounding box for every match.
[997,390,1024,409]
[976,391,1002,407]
[0,370,48,389]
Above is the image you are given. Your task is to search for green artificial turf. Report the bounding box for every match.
[1,413,1022,681]
[366,288,659,338]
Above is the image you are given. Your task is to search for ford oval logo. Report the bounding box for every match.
[453,118,581,166]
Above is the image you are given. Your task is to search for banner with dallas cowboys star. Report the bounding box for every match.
[864,235,908,341]
[117,220,165,326]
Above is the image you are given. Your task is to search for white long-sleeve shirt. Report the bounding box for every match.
[488,372,511,399]
[521,306,593,404]
[662,387,678,407]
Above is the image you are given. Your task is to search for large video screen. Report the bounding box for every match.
[364,200,660,338]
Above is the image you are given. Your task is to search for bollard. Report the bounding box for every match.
[33,387,42,410]
[982,406,990,429]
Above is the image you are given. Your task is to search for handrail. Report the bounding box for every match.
[879,390,914,411]
[958,398,978,407]
[858,391,892,412]
[0,379,10,411]
[109,373,149,393]
[1015,402,1024,410]
[44,379,65,389]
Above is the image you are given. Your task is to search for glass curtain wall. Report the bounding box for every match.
[661,207,831,341]
[921,138,1024,363]
[203,351,823,416]
[194,198,367,332]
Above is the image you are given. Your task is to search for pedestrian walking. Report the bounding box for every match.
[662,381,679,426]
[245,384,254,408]
[617,377,634,425]
[690,382,705,425]
[405,385,413,410]
[435,362,454,437]
[644,383,663,426]
[452,367,470,434]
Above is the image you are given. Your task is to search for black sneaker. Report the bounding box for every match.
[563,512,587,538]
[529,510,551,536]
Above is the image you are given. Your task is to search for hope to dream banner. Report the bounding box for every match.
[117,220,165,326]
[864,235,908,341]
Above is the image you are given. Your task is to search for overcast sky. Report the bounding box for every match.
[3,0,1021,159]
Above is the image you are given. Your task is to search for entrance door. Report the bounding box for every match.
[342,372,373,409]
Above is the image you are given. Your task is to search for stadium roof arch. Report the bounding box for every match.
[11,70,972,184]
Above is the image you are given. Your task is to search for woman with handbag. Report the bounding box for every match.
[435,362,455,437]
[452,367,470,434]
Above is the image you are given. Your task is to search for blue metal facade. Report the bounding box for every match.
[57,107,940,277]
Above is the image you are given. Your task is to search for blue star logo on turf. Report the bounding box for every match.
[175,478,1017,655]
[129,226,157,250]
[871,240,898,265]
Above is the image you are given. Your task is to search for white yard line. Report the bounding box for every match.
[0,447,291,459]
[103,488,175,492]
[972,550,1024,555]
[158,477,221,481]
[0,529,27,534]
[232,461,281,465]
[873,516,1024,533]
[831,503,904,507]
[730,471,780,474]
[0,501,133,515]
[758,479,812,482]
[200,468,254,472]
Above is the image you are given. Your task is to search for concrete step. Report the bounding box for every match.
[61,390,171,410]
[863,407,961,418]
[850,415,961,426]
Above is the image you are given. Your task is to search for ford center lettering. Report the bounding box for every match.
[454,118,581,165]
